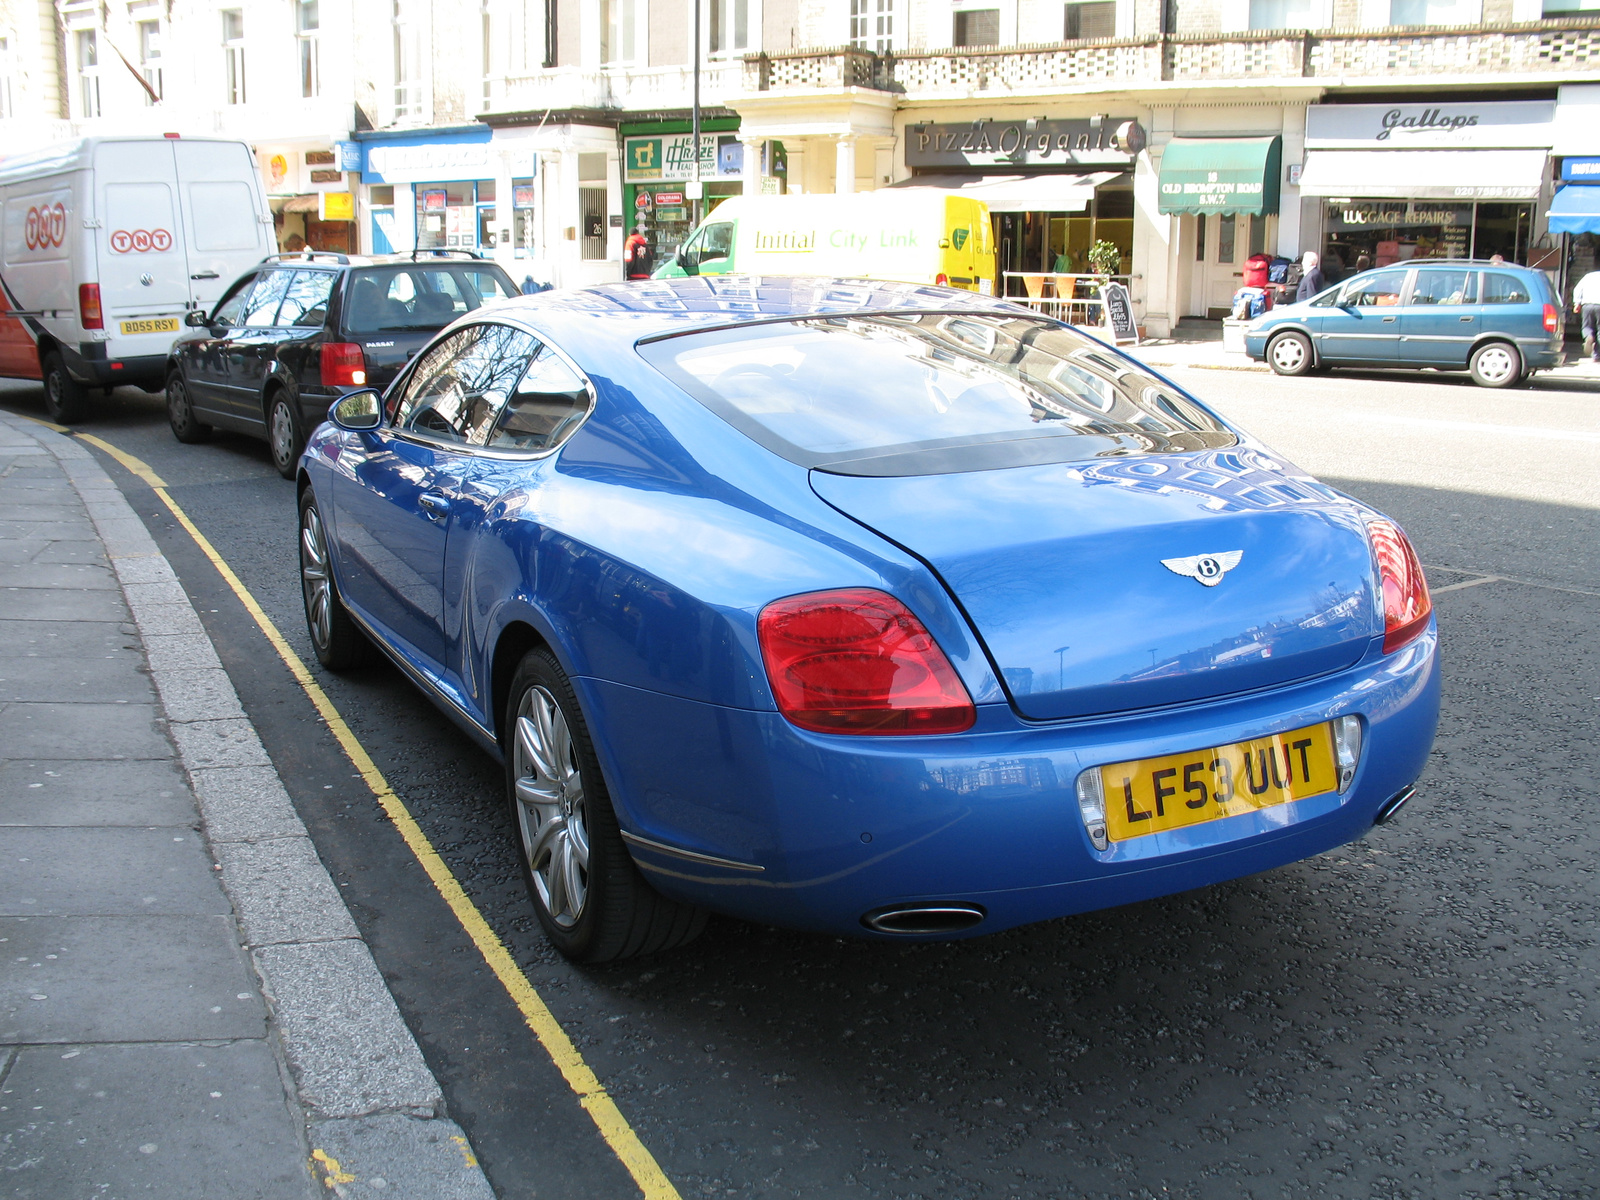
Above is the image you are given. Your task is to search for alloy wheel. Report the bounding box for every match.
[299,505,333,651]
[271,400,295,466]
[513,685,589,928]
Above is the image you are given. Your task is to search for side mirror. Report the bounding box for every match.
[185,310,210,328]
[329,388,383,432]
[676,248,699,276]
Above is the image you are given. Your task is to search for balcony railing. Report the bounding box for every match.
[740,17,1600,94]
[485,62,742,117]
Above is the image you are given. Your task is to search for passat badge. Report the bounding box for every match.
[1162,551,1243,587]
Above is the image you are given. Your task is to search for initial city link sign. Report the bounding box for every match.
[905,119,1144,170]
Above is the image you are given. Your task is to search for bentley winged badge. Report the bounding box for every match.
[1161,551,1243,587]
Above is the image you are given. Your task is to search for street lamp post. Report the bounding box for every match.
[689,0,702,227]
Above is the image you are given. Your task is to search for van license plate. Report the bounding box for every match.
[1100,722,1339,842]
[119,318,180,335]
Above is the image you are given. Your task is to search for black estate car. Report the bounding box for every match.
[165,251,518,476]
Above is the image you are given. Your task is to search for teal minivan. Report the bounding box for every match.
[1244,260,1564,388]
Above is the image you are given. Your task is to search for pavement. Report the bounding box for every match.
[0,411,496,1199]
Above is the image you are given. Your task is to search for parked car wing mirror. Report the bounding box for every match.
[329,388,383,431]
[676,248,698,276]
[184,310,210,328]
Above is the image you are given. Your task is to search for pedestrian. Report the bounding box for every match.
[1574,266,1600,363]
[1353,253,1371,275]
[624,222,654,281]
[1295,251,1326,302]
[521,274,537,295]
[1489,253,1505,266]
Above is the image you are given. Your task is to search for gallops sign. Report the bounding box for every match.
[24,204,66,250]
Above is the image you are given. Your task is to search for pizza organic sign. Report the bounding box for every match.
[907,119,1144,169]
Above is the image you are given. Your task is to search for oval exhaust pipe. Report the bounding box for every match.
[1373,784,1416,825]
[861,903,986,935]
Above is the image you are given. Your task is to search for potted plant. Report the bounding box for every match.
[1086,239,1122,287]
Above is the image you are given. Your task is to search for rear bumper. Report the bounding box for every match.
[580,623,1441,939]
[64,345,167,389]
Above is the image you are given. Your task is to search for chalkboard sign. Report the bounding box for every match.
[1100,281,1138,344]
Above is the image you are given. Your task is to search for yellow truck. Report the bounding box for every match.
[654,191,996,293]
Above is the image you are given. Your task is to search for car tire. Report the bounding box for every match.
[298,487,372,672]
[505,647,706,963]
[268,389,305,479]
[167,372,212,444]
[1266,331,1314,377]
[1469,341,1522,389]
[41,351,89,424]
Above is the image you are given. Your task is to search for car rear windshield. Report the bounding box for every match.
[641,313,1235,476]
[343,265,516,334]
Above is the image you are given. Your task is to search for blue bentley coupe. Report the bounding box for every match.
[297,277,1439,962]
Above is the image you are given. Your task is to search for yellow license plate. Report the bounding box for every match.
[119,317,180,335]
[1101,722,1338,842]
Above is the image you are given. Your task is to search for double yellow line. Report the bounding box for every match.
[70,428,681,1200]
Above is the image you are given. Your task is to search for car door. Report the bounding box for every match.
[1315,268,1410,364]
[1397,267,1479,367]
[221,267,296,426]
[184,272,257,417]
[327,322,537,677]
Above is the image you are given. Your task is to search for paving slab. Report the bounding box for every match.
[307,1114,498,1200]
[190,766,308,843]
[0,827,227,916]
[0,561,117,589]
[0,650,153,703]
[216,838,362,947]
[28,540,109,565]
[0,758,194,826]
[152,667,248,723]
[170,718,275,769]
[0,915,266,1043]
[0,585,128,622]
[0,618,134,657]
[0,520,99,542]
[0,700,169,760]
[0,1040,313,1200]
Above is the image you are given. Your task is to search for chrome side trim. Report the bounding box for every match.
[344,604,498,746]
[620,830,766,872]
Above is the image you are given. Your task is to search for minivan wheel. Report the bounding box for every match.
[1470,341,1522,388]
[505,647,706,963]
[268,391,305,479]
[41,352,89,424]
[166,372,212,444]
[1266,331,1313,377]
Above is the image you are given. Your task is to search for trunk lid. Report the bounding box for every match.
[811,454,1380,720]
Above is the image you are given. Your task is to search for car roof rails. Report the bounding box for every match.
[408,248,487,261]
[261,250,351,265]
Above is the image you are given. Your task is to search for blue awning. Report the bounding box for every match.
[1547,183,1600,236]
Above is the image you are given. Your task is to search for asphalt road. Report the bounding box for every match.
[4,361,1596,1200]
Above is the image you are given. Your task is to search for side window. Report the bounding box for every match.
[1411,270,1476,307]
[1481,272,1530,305]
[488,345,592,452]
[416,270,470,321]
[1340,269,1407,308]
[699,221,733,262]
[394,324,538,445]
[210,274,256,326]
[464,269,515,305]
[240,269,294,327]
[277,271,337,327]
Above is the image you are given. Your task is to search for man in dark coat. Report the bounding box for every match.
[1295,251,1327,302]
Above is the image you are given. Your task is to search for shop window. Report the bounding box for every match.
[601,0,635,63]
[850,0,895,52]
[1481,273,1530,305]
[580,187,607,260]
[1064,1,1116,38]
[75,28,102,118]
[953,9,1000,46]
[512,177,536,258]
[1389,0,1479,22]
[415,184,479,251]
[1248,0,1314,28]
[135,15,163,103]
[709,0,749,55]
[297,0,320,98]
[221,10,245,105]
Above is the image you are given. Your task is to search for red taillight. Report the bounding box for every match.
[320,342,367,387]
[78,283,102,330]
[757,588,975,735]
[1543,303,1560,335]
[1367,520,1432,654]
[934,273,950,286]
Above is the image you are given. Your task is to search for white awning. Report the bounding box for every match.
[1297,149,1547,201]
[888,171,1123,212]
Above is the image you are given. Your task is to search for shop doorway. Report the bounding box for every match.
[994,183,1133,298]
[1188,213,1268,319]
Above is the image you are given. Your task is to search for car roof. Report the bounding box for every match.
[256,252,507,271]
[472,276,1038,347]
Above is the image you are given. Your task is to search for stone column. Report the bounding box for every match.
[784,141,806,195]
[835,136,856,195]
[740,136,765,195]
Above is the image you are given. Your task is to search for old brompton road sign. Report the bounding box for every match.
[906,119,1145,170]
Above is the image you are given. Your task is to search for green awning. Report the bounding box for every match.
[1158,136,1282,216]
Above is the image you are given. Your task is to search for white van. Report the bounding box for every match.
[0,136,274,422]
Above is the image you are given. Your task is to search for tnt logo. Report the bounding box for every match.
[24,204,66,250]
[109,228,173,254]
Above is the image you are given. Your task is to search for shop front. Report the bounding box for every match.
[256,143,359,254]
[1299,101,1556,280]
[357,127,518,258]
[1157,136,1282,319]
[622,119,779,265]
[898,116,1145,301]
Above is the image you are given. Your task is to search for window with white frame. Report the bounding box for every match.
[1248,0,1314,26]
[0,37,14,120]
[393,0,422,119]
[709,0,749,55]
[221,10,245,104]
[75,28,102,117]
[1388,0,1478,20]
[601,0,635,64]
[297,0,320,97]
[1064,0,1117,37]
[953,8,1000,45]
[1544,0,1600,14]
[849,0,894,52]
[137,16,163,102]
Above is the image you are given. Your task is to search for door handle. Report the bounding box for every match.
[419,493,451,520]
[190,271,220,280]
[1458,315,1474,322]
[1381,315,1397,322]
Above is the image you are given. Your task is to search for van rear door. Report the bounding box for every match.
[172,140,271,310]
[92,141,189,340]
